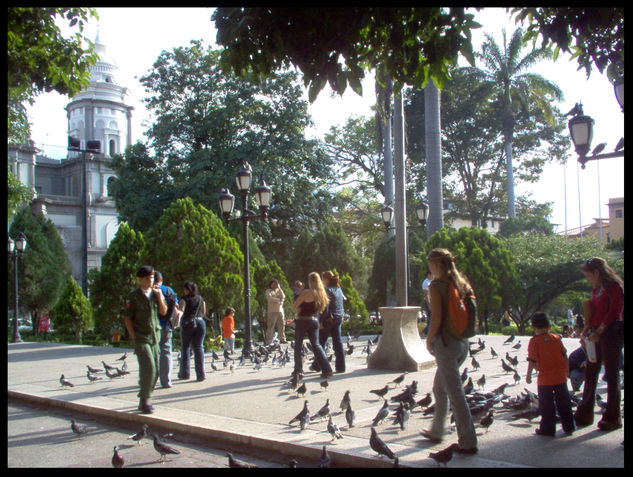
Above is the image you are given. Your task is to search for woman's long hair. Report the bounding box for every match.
[308,272,329,312]
[426,248,473,297]
[581,257,623,289]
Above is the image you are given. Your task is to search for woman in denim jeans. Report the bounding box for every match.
[177,281,207,382]
[315,271,346,373]
[292,272,333,379]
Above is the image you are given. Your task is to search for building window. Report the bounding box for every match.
[109,139,116,156]
[615,209,623,218]
[107,176,116,197]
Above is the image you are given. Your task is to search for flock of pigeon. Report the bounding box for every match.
[57,332,596,467]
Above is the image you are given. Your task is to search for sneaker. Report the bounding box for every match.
[534,428,555,437]
[420,429,442,443]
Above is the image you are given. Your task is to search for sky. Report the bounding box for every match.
[26,7,624,237]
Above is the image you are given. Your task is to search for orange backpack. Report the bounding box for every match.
[444,281,478,339]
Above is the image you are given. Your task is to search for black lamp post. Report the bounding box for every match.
[381,201,428,304]
[219,161,271,356]
[8,232,27,343]
[567,77,624,169]
[68,136,101,296]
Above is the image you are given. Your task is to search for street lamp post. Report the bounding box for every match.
[219,161,271,356]
[8,232,27,343]
[567,77,624,169]
[381,201,428,304]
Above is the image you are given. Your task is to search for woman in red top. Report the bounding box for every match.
[574,257,624,431]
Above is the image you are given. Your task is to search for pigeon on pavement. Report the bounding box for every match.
[370,427,396,460]
[86,364,102,374]
[371,399,390,426]
[102,360,117,371]
[504,334,515,344]
[86,370,102,383]
[128,424,149,445]
[370,385,389,399]
[318,445,331,468]
[112,446,124,468]
[429,443,459,467]
[480,410,494,433]
[327,415,343,442]
[150,432,180,462]
[339,390,351,411]
[345,402,355,428]
[289,400,310,426]
[227,452,257,468]
[60,374,74,387]
[71,419,88,437]
[116,352,128,361]
[390,372,407,387]
[311,399,331,421]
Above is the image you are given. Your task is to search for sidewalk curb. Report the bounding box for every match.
[8,389,405,468]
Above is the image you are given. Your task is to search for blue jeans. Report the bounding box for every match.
[537,382,575,435]
[179,318,206,380]
[316,315,345,372]
[294,317,332,375]
[159,326,173,387]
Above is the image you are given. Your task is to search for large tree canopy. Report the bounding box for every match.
[212,7,482,99]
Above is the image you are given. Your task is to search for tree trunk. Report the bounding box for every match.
[425,81,443,237]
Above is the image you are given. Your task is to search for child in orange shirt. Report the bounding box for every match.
[526,312,575,436]
[222,307,236,354]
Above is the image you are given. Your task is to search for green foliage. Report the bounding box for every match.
[605,236,624,251]
[7,7,98,143]
[7,169,34,220]
[497,215,554,238]
[52,275,93,344]
[142,198,243,324]
[8,207,71,334]
[212,7,482,98]
[511,7,624,80]
[423,226,520,334]
[89,222,146,337]
[503,234,606,333]
[340,273,369,328]
[366,235,396,311]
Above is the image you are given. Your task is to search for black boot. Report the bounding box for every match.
[139,398,154,414]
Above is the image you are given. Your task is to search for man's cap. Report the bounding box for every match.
[531,312,550,329]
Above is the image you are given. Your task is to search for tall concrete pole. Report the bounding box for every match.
[393,91,408,306]
[425,81,443,237]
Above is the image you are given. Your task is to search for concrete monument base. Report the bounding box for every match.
[367,306,435,372]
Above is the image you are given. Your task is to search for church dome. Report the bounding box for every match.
[90,28,119,84]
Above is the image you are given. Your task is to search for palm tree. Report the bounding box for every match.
[463,28,563,218]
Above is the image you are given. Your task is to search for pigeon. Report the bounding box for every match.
[86,364,102,374]
[429,443,459,467]
[506,353,519,367]
[311,399,331,421]
[327,414,343,442]
[480,410,494,433]
[346,343,354,355]
[463,377,474,395]
[227,452,257,468]
[86,370,102,383]
[339,390,351,411]
[60,374,74,387]
[372,399,390,426]
[512,341,522,350]
[390,372,407,387]
[471,356,480,370]
[287,459,299,468]
[112,446,124,468]
[296,382,307,398]
[476,374,486,389]
[320,380,329,391]
[116,352,128,361]
[151,432,180,462]
[115,367,130,376]
[370,385,390,399]
[71,419,88,437]
[416,393,432,410]
[345,402,356,428]
[615,137,624,152]
[105,368,121,379]
[491,383,510,395]
[501,359,516,374]
[392,402,410,431]
[128,424,149,445]
[210,360,218,372]
[461,367,469,383]
[511,408,540,421]
[513,369,521,385]
[318,445,331,468]
[102,360,117,371]
[212,350,220,360]
[121,360,128,372]
[289,400,310,426]
[490,347,498,358]
[370,427,396,460]
[596,394,607,411]
[591,142,607,156]
[504,334,515,344]
[564,102,583,117]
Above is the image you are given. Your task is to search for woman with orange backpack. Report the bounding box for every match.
[420,248,478,456]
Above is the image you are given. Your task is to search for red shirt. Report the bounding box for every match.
[527,332,568,386]
[589,281,624,328]
[221,315,235,338]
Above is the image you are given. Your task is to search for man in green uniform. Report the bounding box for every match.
[122,265,167,414]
